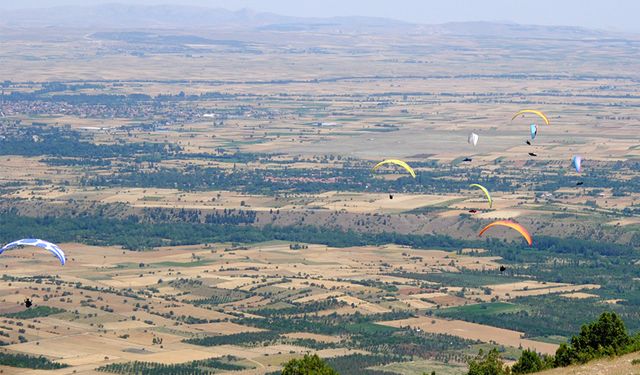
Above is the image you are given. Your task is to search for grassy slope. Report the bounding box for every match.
[537,351,640,375]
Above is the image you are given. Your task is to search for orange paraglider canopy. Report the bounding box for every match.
[478,220,533,246]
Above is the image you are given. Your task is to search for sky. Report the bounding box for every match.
[3,0,640,32]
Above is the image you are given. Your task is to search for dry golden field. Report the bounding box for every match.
[0,238,605,374]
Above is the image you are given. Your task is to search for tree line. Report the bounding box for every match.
[0,125,179,159]
[0,351,68,370]
[96,356,249,375]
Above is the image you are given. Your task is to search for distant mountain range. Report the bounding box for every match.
[0,3,406,30]
[0,2,622,39]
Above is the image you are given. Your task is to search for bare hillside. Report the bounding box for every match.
[538,352,640,375]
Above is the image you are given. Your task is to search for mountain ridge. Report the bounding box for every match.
[0,2,628,40]
[0,3,408,29]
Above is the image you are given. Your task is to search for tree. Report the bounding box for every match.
[281,354,338,375]
[511,349,543,374]
[554,343,574,367]
[468,348,510,375]
[571,311,630,358]
[553,311,634,367]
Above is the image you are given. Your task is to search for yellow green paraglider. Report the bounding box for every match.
[469,183,492,208]
[512,110,549,125]
[371,160,416,178]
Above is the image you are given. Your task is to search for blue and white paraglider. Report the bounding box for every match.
[0,239,66,265]
[530,124,538,140]
[572,155,582,173]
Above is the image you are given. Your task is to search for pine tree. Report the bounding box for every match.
[281,354,338,375]
[511,349,543,374]
[468,348,510,375]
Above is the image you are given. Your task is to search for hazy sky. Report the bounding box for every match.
[4,0,640,32]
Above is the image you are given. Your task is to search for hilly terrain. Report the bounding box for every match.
[0,4,638,375]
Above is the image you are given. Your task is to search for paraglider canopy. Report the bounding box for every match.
[371,159,416,178]
[512,110,550,125]
[572,155,582,173]
[469,184,492,208]
[478,220,533,246]
[468,133,479,146]
[0,239,66,265]
[530,124,538,140]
